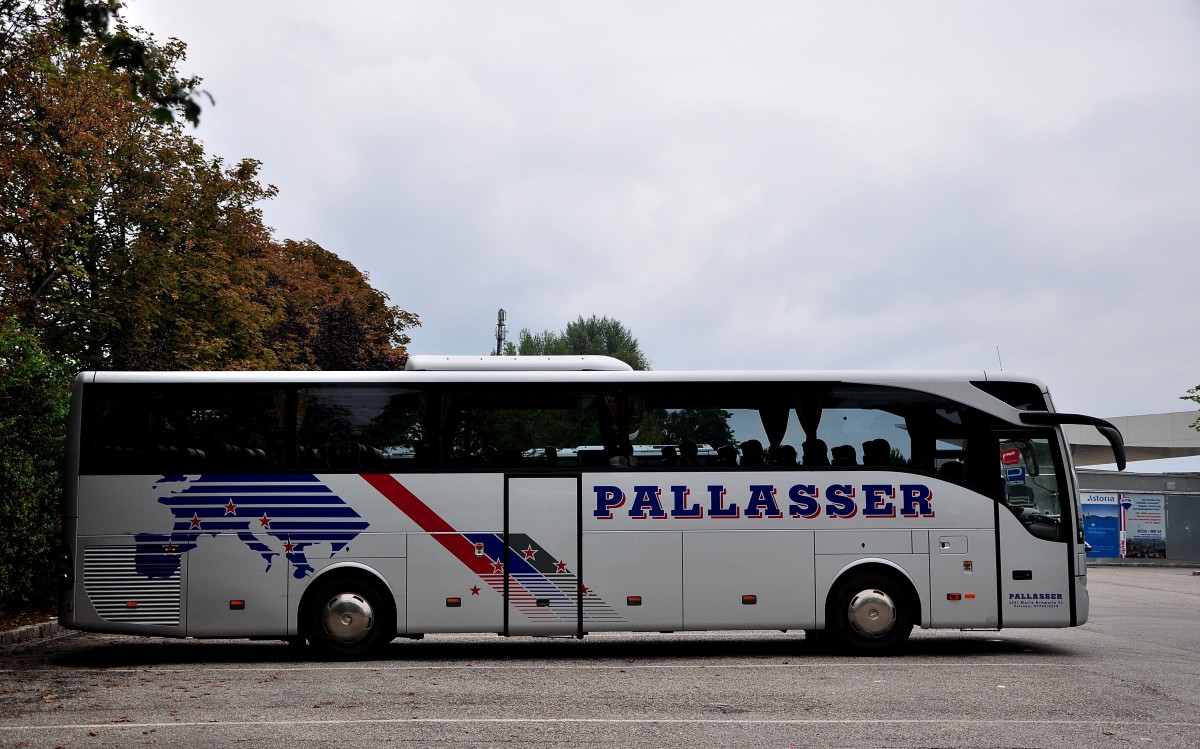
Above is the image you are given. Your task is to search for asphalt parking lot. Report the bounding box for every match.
[1,566,1197,748]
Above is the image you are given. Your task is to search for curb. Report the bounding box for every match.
[0,619,67,647]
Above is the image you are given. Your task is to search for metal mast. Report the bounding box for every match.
[495,308,507,356]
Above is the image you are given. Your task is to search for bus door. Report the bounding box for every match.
[925,433,1000,629]
[505,475,581,636]
[995,433,1076,626]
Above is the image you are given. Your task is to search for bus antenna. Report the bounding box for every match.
[996,346,1004,371]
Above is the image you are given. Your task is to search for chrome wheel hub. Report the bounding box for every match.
[847,588,897,638]
[321,593,375,644]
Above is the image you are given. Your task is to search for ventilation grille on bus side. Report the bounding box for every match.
[83,546,181,626]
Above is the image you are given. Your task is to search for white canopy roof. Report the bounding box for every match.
[1066,411,1200,466]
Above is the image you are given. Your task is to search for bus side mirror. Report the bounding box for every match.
[1018,412,1127,472]
[1095,425,1126,471]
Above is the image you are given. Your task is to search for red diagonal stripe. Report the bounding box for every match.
[361,473,494,574]
[362,474,565,615]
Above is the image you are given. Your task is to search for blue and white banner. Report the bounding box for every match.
[1082,493,1168,559]
[1081,493,1122,558]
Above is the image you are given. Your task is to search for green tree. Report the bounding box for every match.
[654,408,736,449]
[515,314,650,370]
[0,2,421,616]
[259,239,420,370]
[512,329,569,357]
[0,318,70,615]
[507,314,674,449]
[56,0,209,125]
[94,153,283,370]
[1184,386,1200,430]
[0,16,276,369]
[0,15,419,371]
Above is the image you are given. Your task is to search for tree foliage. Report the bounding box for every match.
[0,5,418,611]
[1184,386,1200,431]
[260,240,419,370]
[0,14,418,371]
[511,315,736,449]
[0,12,268,368]
[483,315,653,453]
[653,408,736,449]
[57,0,209,125]
[515,314,650,370]
[507,314,736,451]
[0,319,70,615]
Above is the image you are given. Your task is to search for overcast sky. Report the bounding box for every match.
[124,1,1200,469]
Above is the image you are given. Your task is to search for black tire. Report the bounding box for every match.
[302,574,395,659]
[825,571,914,656]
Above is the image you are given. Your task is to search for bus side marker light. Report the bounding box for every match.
[742,595,758,605]
[947,593,962,601]
[229,600,246,610]
[446,598,462,608]
[125,602,138,608]
[627,596,642,606]
[963,561,973,572]
[965,594,976,599]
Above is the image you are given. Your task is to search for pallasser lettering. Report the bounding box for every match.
[593,483,935,520]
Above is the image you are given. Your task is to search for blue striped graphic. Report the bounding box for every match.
[134,474,369,579]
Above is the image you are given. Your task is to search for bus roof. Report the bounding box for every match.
[405,355,633,372]
[79,364,1046,391]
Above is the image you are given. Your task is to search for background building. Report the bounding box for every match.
[1067,412,1200,563]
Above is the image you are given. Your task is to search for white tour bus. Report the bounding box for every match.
[59,355,1126,657]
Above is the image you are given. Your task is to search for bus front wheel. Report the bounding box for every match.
[302,574,395,659]
[825,571,913,656]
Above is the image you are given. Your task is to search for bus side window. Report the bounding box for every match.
[298,386,426,472]
[83,386,152,474]
[445,389,603,470]
[156,388,283,472]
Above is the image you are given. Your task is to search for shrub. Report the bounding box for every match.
[0,319,71,615]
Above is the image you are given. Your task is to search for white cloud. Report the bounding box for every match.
[124,0,1200,465]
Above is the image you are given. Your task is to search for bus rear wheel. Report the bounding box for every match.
[826,571,913,656]
[302,574,394,659]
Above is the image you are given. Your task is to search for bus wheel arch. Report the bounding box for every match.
[824,562,918,656]
[299,566,396,659]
